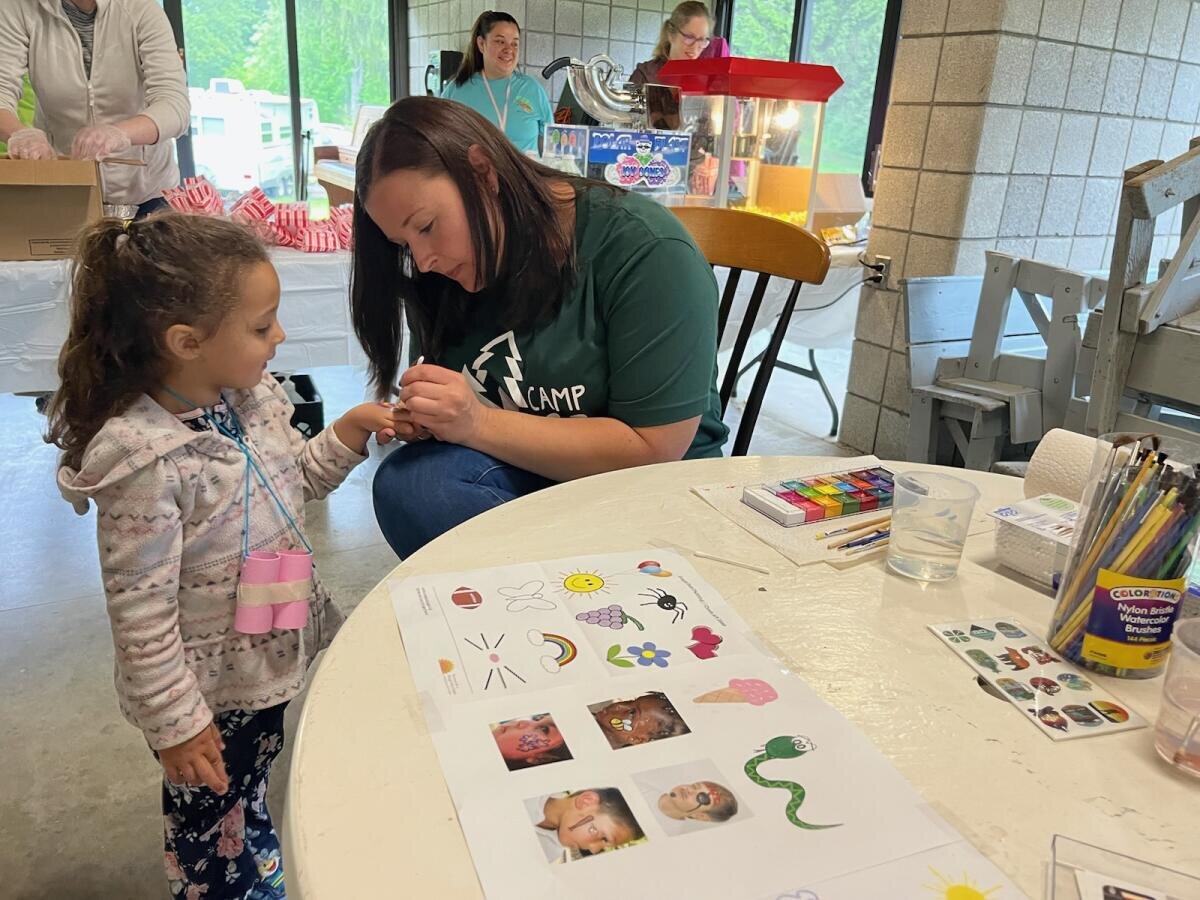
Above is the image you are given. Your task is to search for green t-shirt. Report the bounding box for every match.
[422,184,728,459]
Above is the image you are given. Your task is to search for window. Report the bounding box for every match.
[179,0,294,198]
[806,0,888,174]
[163,0,406,203]
[731,0,793,62]
[296,0,393,215]
[722,0,895,186]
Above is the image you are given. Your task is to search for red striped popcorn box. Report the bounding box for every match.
[329,205,353,249]
[265,222,297,248]
[162,186,193,213]
[230,186,276,224]
[274,202,309,236]
[296,224,340,253]
[182,176,225,216]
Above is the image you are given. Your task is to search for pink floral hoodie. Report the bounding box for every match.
[58,371,366,750]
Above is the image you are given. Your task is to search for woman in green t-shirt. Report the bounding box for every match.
[351,97,728,558]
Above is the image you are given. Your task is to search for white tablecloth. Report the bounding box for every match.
[0,248,364,393]
[717,243,865,355]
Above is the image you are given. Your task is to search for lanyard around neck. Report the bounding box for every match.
[161,385,313,557]
[482,74,513,132]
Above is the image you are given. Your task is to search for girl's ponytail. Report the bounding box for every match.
[46,213,269,468]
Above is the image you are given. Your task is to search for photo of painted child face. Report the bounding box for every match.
[490,713,572,771]
[588,691,691,750]
[555,791,639,855]
[531,787,646,862]
[657,781,739,823]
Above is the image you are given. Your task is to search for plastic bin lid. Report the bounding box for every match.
[655,57,843,102]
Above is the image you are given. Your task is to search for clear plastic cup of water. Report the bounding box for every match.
[886,471,980,582]
[1154,617,1200,777]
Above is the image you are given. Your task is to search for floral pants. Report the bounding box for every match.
[158,704,288,900]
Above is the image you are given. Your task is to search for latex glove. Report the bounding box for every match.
[71,123,132,161]
[6,126,56,160]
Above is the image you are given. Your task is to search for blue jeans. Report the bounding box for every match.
[372,441,556,558]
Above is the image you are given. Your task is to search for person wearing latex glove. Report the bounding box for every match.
[6,126,56,160]
[0,0,189,217]
[71,122,133,161]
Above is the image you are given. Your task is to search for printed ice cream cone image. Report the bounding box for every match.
[694,678,778,706]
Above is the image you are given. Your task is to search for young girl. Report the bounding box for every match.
[48,213,403,899]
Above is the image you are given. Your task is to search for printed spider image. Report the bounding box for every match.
[640,588,687,623]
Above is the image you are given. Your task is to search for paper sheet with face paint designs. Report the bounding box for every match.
[389,551,1028,899]
[929,618,1148,741]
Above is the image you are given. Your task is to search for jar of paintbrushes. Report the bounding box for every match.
[1047,434,1200,679]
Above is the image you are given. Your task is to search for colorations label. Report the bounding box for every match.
[1082,568,1185,670]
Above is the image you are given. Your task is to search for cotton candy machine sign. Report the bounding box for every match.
[587,128,690,192]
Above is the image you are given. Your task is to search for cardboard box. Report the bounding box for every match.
[0,158,102,261]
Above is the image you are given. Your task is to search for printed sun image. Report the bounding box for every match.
[558,569,611,597]
[923,868,1002,899]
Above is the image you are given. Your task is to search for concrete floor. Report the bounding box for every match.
[0,347,849,899]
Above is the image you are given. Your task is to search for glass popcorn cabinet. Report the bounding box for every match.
[653,57,844,230]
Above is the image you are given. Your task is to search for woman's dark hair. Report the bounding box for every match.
[350,96,587,398]
[454,11,520,86]
[46,213,269,469]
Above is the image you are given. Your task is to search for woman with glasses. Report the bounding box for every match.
[630,1,720,86]
[554,2,728,129]
[442,10,553,156]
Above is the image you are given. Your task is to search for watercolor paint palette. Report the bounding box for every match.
[741,466,895,527]
[929,617,1147,742]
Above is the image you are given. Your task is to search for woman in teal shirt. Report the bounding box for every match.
[350,97,727,558]
[442,11,552,155]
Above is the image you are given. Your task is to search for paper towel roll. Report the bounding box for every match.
[1024,428,1105,501]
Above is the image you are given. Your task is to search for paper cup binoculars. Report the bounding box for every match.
[235,550,313,633]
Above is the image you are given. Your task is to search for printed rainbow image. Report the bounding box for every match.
[541,633,577,666]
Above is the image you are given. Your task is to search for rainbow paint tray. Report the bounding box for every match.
[741,466,894,526]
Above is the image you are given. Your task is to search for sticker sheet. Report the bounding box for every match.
[391,550,1018,899]
[928,617,1148,741]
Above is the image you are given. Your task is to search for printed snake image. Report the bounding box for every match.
[744,735,841,831]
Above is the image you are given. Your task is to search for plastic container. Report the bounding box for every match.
[272,371,323,439]
[885,471,980,582]
[1047,434,1200,679]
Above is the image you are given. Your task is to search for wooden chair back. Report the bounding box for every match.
[670,206,830,455]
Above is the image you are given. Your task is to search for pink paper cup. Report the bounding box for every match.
[234,604,275,634]
[277,549,313,582]
[240,551,281,585]
[273,601,309,630]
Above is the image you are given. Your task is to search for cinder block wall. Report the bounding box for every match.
[840,0,1200,457]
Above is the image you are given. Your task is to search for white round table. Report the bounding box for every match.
[282,456,1197,898]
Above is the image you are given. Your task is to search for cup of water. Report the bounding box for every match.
[886,471,980,582]
[1154,617,1200,777]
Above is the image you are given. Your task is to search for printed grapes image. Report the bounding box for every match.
[576,605,644,631]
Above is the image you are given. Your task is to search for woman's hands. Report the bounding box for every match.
[6,127,55,160]
[71,123,133,160]
[397,364,489,446]
[159,722,228,794]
